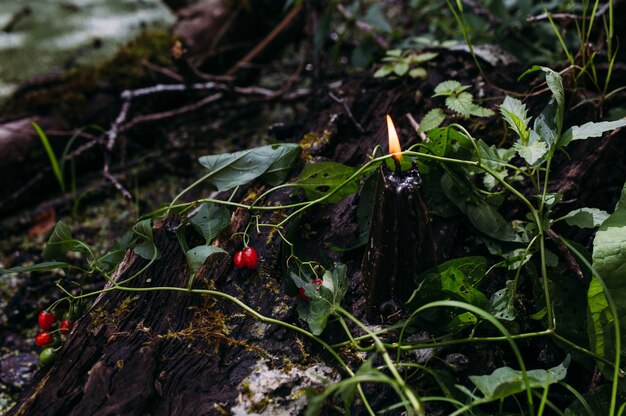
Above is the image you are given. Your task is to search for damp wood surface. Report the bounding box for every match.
[2,1,626,415]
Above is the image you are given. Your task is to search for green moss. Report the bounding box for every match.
[1,30,177,124]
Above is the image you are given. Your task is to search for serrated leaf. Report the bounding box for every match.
[446,92,474,116]
[189,203,230,243]
[464,358,568,401]
[42,221,90,261]
[186,245,227,274]
[0,261,71,275]
[561,207,610,229]
[419,108,445,133]
[468,104,494,117]
[560,119,626,147]
[132,219,160,260]
[513,140,548,166]
[297,162,359,203]
[500,96,531,143]
[433,80,465,96]
[520,66,564,140]
[198,143,300,191]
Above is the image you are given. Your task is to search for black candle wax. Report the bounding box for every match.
[362,162,436,321]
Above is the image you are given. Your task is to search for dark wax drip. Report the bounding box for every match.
[362,164,436,322]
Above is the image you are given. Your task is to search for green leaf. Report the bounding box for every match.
[189,203,231,243]
[198,143,300,191]
[468,104,494,117]
[42,221,90,261]
[261,144,301,186]
[96,232,134,272]
[445,91,474,116]
[297,162,359,203]
[447,312,477,333]
[132,219,160,260]
[463,358,568,401]
[521,66,564,139]
[560,119,626,148]
[442,174,520,242]
[433,80,467,96]
[513,140,548,166]
[393,62,409,76]
[409,51,438,63]
[590,182,626,375]
[561,207,610,229]
[374,65,394,78]
[500,96,531,143]
[408,67,427,79]
[419,108,446,133]
[295,264,348,336]
[490,280,517,321]
[587,276,613,375]
[1,261,71,275]
[32,122,65,193]
[438,257,488,308]
[186,245,227,274]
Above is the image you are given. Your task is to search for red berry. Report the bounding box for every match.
[38,310,55,331]
[35,332,52,347]
[60,319,74,335]
[298,279,323,301]
[233,251,245,269]
[298,287,309,301]
[242,247,258,269]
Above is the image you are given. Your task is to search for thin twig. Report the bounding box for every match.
[226,2,303,75]
[527,3,609,23]
[329,92,365,133]
[405,113,428,142]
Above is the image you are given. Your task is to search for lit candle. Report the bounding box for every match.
[362,115,437,321]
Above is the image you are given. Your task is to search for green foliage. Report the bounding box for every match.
[198,143,300,191]
[373,49,437,79]
[560,207,610,229]
[189,203,231,244]
[32,122,65,193]
[432,80,494,118]
[297,162,359,203]
[131,219,159,260]
[589,182,626,377]
[185,246,227,275]
[458,358,569,402]
[0,261,72,275]
[292,264,348,336]
[42,221,91,261]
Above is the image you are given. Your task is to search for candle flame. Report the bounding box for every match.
[386,115,402,162]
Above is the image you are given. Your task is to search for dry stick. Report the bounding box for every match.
[140,59,185,82]
[329,92,365,133]
[225,2,303,76]
[526,3,610,23]
[405,113,428,142]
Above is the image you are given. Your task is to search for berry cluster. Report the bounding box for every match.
[233,247,258,270]
[35,310,75,366]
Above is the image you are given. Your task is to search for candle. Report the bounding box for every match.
[362,116,436,321]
